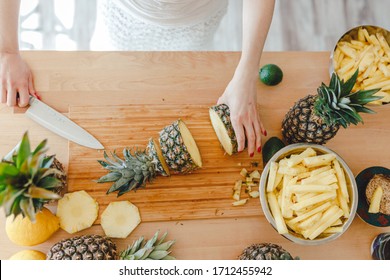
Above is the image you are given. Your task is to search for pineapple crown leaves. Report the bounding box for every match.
[97,148,156,197]
[314,69,382,128]
[119,230,176,260]
[0,132,62,222]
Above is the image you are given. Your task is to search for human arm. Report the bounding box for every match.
[0,0,37,107]
[218,0,275,156]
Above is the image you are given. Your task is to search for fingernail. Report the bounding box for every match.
[264,130,267,137]
[257,146,262,153]
[250,152,254,157]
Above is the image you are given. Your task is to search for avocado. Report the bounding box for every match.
[262,137,285,166]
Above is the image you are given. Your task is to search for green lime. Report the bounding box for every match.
[259,64,283,86]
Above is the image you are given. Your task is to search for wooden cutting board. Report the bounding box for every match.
[68,104,264,223]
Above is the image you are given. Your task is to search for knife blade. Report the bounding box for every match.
[25,97,104,150]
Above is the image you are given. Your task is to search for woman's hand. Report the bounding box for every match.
[218,66,266,157]
[0,52,38,107]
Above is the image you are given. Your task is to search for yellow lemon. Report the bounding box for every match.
[9,250,46,260]
[6,207,60,246]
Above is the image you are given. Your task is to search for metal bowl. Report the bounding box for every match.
[259,143,358,245]
[329,25,390,77]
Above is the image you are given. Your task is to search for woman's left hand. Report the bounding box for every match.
[217,67,266,157]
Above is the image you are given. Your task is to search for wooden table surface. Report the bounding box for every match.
[0,51,389,260]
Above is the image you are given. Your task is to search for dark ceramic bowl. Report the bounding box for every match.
[355,166,390,227]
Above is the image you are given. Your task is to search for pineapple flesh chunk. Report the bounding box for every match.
[56,190,99,234]
[178,120,202,168]
[368,186,383,214]
[101,201,141,238]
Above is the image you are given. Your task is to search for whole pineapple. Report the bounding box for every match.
[0,132,66,222]
[282,70,382,144]
[47,231,175,260]
[238,243,297,260]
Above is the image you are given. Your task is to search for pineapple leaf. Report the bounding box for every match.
[2,188,25,217]
[144,231,159,248]
[32,139,48,156]
[104,151,122,167]
[37,177,61,189]
[148,250,170,260]
[130,237,145,254]
[355,106,376,114]
[0,163,19,176]
[340,69,359,96]
[117,185,133,197]
[106,177,129,195]
[19,198,36,222]
[98,160,109,168]
[96,172,122,183]
[329,73,337,91]
[42,155,55,168]
[156,231,168,245]
[338,103,354,111]
[155,240,175,251]
[110,151,124,165]
[131,247,151,260]
[41,168,64,179]
[27,186,61,200]
[16,132,31,169]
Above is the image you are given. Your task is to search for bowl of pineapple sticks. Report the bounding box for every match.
[259,144,358,245]
[330,25,390,105]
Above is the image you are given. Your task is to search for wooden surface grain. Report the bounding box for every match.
[0,51,389,260]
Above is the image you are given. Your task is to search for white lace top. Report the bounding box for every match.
[96,0,228,50]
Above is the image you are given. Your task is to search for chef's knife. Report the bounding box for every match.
[25,97,104,150]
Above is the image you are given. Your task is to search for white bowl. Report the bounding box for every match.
[329,25,390,76]
[259,143,358,245]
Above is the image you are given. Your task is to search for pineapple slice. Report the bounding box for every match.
[56,191,99,234]
[147,138,170,177]
[368,186,383,213]
[159,120,202,174]
[101,201,141,238]
[209,104,238,155]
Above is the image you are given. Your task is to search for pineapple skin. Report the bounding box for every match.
[51,157,68,195]
[159,120,199,174]
[282,95,340,144]
[47,235,117,260]
[238,243,296,260]
[210,104,238,154]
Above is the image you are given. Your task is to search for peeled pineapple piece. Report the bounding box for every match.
[368,186,383,213]
[101,201,141,238]
[56,190,99,234]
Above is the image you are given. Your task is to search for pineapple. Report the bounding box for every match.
[47,231,175,260]
[282,70,382,144]
[209,104,238,155]
[101,201,141,239]
[47,235,117,260]
[56,190,99,234]
[238,243,298,260]
[146,138,170,177]
[0,132,66,222]
[97,119,202,196]
[159,119,202,174]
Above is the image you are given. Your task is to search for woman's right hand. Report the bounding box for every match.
[0,52,38,107]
